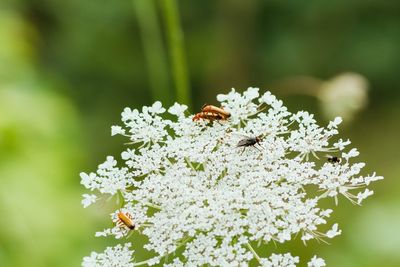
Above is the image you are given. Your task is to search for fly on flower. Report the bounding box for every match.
[192,104,230,121]
[326,155,341,164]
[116,211,135,230]
[237,134,263,154]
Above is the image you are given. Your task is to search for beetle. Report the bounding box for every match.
[116,211,135,230]
[201,104,231,119]
[192,111,225,121]
[192,104,230,121]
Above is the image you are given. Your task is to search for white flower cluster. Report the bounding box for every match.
[82,243,134,267]
[81,88,382,266]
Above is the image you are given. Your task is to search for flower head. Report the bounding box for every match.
[81,88,382,266]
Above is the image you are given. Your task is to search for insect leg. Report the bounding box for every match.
[253,145,262,152]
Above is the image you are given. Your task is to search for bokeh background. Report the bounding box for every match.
[1,0,399,266]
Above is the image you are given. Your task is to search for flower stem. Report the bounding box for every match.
[246,242,261,263]
[160,0,191,108]
[132,259,152,266]
[185,157,195,170]
[145,202,161,210]
[117,190,125,207]
[133,0,172,104]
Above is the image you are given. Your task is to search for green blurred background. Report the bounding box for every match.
[0,0,399,266]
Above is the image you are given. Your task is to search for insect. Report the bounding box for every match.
[326,155,341,164]
[192,104,230,121]
[201,104,231,119]
[192,111,224,121]
[116,211,135,230]
[237,135,263,154]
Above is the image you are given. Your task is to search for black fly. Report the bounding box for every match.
[237,135,263,155]
[326,155,341,164]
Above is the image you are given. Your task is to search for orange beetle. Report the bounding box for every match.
[192,104,230,121]
[192,111,224,121]
[117,211,135,230]
[201,104,231,119]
